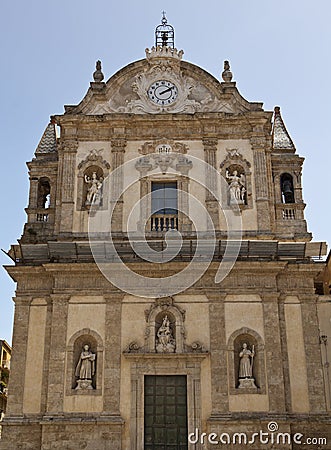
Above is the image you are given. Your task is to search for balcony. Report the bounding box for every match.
[151,214,178,232]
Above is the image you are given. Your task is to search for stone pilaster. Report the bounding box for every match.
[103,293,124,414]
[58,140,78,234]
[251,135,271,232]
[111,139,126,233]
[262,294,286,412]
[207,292,228,414]
[40,296,53,414]
[5,296,31,416]
[202,138,219,230]
[28,177,39,209]
[45,295,69,415]
[277,296,292,412]
[300,295,327,412]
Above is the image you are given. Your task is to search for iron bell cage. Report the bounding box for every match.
[155,13,175,48]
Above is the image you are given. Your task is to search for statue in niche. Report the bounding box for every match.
[226,169,246,205]
[84,172,103,205]
[156,315,176,353]
[75,344,96,390]
[238,343,256,388]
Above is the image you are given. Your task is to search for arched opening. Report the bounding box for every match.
[281,173,295,204]
[37,177,51,208]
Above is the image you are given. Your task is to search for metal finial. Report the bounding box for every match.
[155,12,174,48]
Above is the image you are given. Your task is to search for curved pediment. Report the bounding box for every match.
[65,47,263,116]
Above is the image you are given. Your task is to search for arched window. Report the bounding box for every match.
[37,177,51,208]
[280,173,295,204]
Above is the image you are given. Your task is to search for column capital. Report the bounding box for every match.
[202,137,218,149]
[58,139,79,153]
[250,135,266,149]
[13,295,34,306]
[49,294,71,305]
[111,138,127,151]
[103,293,125,303]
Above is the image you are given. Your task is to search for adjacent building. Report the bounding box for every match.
[0,340,11,417]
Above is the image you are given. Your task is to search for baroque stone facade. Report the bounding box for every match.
[1,17,330,450]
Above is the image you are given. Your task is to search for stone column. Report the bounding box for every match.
[203,138,219,230]
[250,135,271,232]
[45,295,69,415]
[58,140,78,234]
[111,139,126,233]
[103,293,124,415]
[262,294,286,412]
[5,296,31,416]
[207,292,228,414]
[300,294,327,412]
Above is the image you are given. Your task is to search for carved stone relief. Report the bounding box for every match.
[138,139,188,155]
[135,152,192,176]
[123,297,208,354]
[88,47,236,115]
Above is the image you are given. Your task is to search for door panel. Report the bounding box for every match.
[144,375,188,450]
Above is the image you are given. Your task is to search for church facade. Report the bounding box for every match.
[1,17,330,450]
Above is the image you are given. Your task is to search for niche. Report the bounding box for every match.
[72,334,98,390]
[227,327,266,394]
[83,166,104,207]
[155,311,176,353]
[234,333,259,388]
[226,164,247,205]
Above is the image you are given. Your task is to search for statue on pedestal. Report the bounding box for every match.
[238,343,256,388]
[226,169,246,205]
[75,344,96,390]
[156,315,176,353]
[84,172,103,205]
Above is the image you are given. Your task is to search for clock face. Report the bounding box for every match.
[148,80,178,105]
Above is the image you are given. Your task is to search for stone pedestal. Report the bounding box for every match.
[238,377,256,389]
[75,379,93,390]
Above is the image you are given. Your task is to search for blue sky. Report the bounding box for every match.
[1,0,330,343]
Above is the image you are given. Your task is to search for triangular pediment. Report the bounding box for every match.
[65,47,263,116]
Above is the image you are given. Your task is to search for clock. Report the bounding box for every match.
[148,80,178,105]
